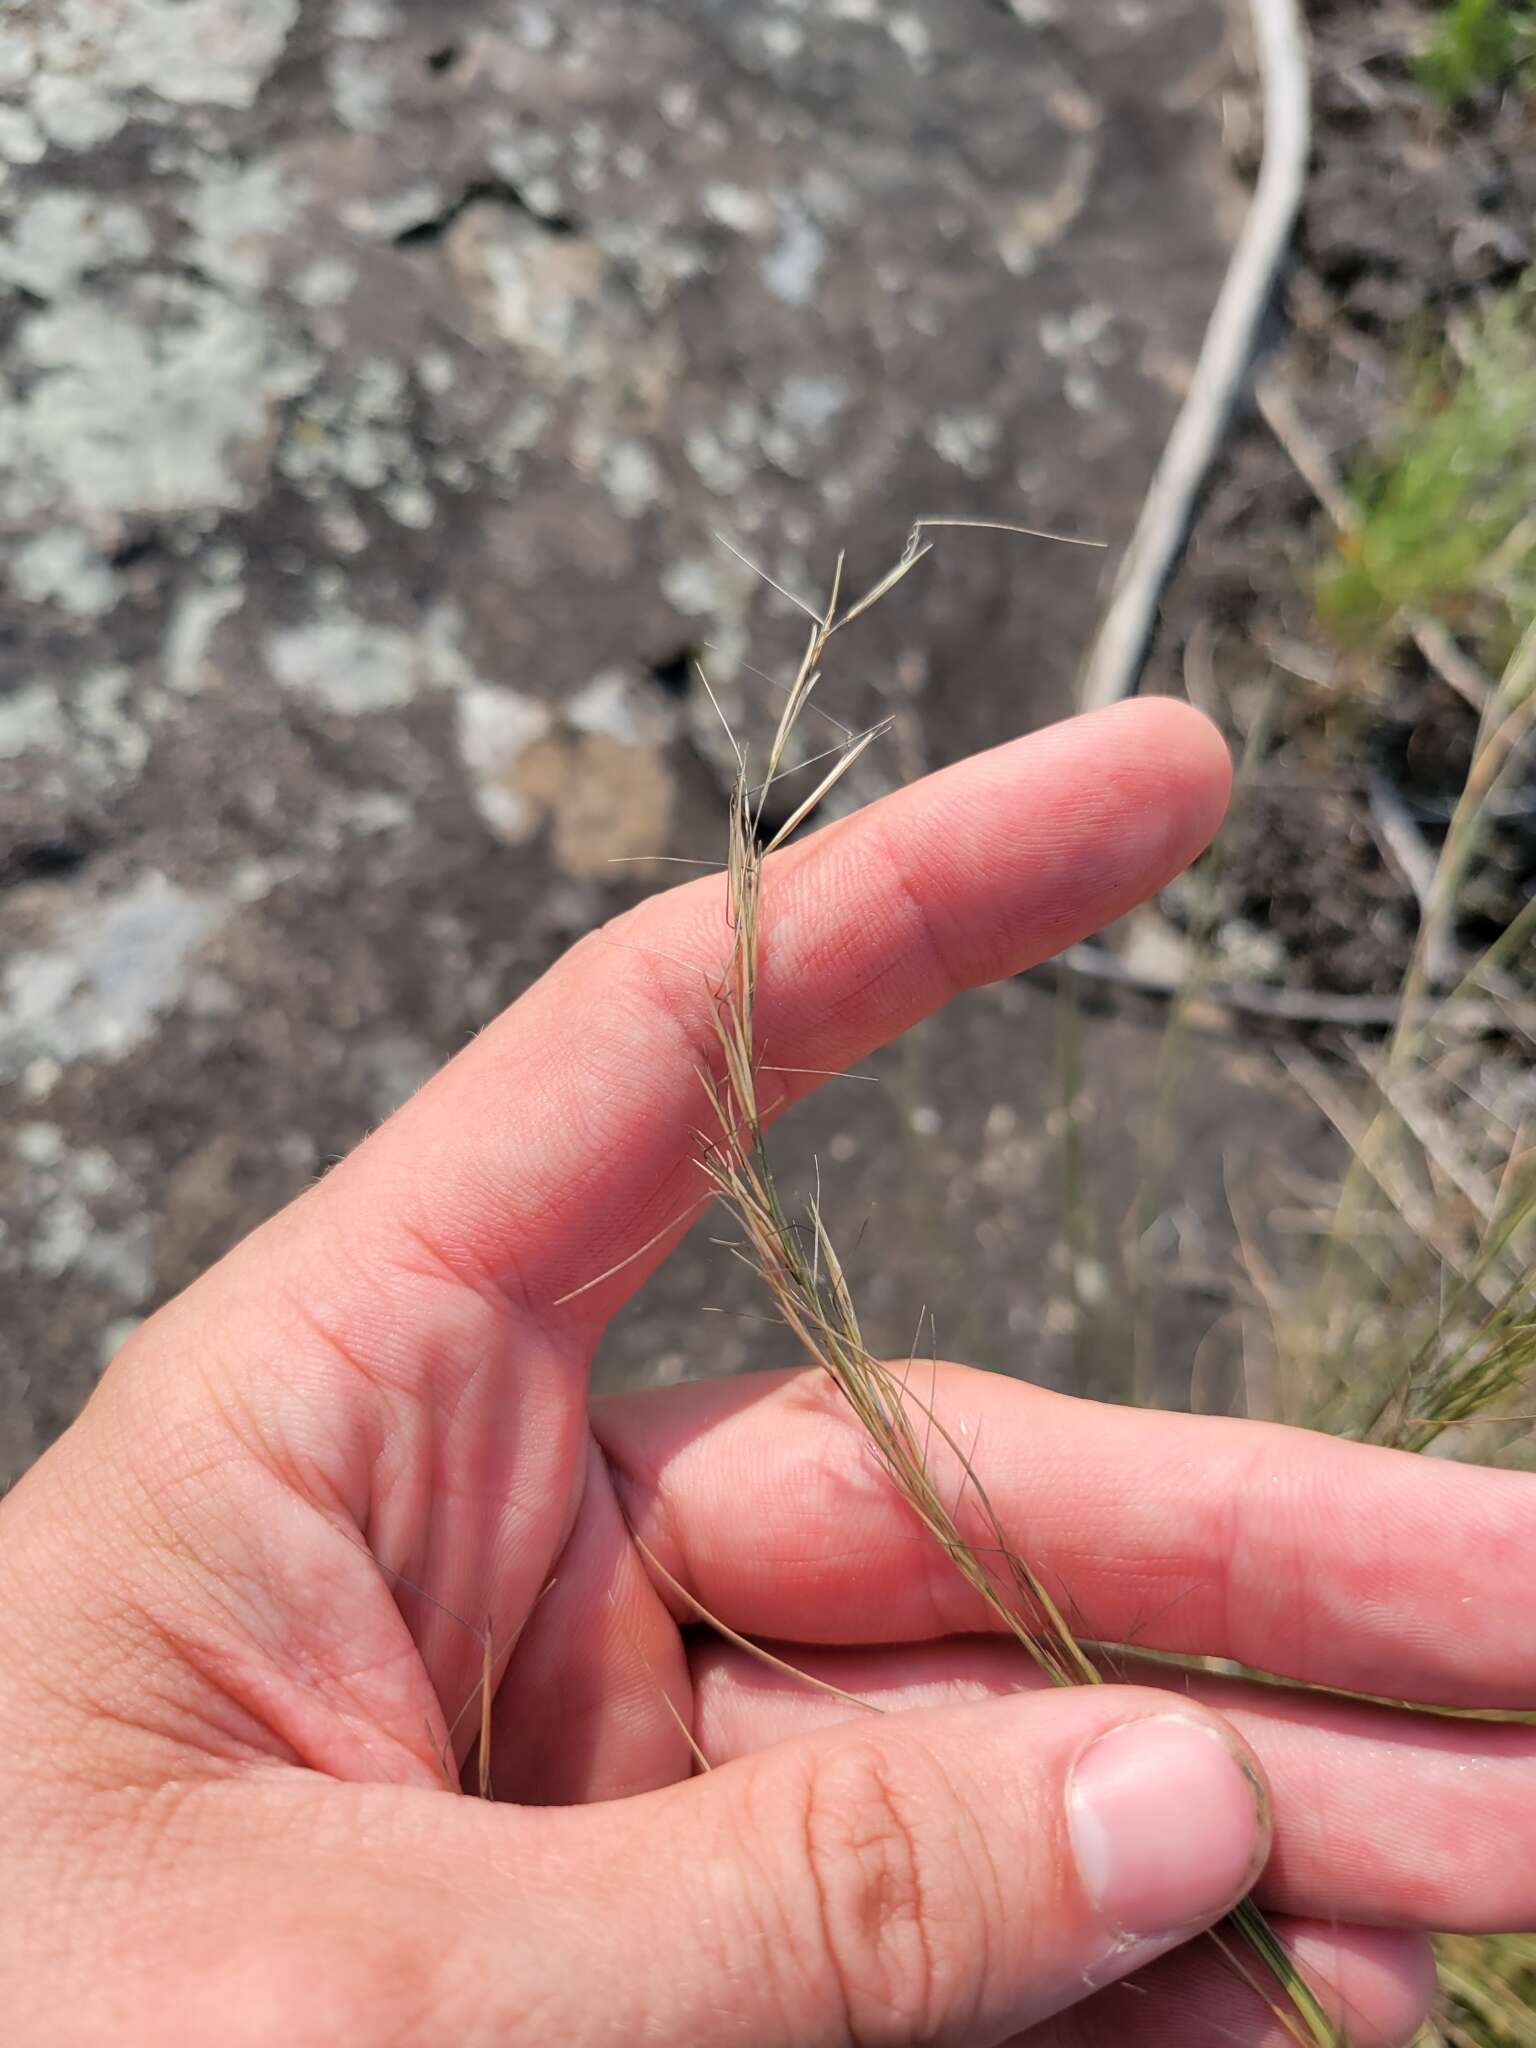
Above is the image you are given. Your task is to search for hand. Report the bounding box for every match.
[1,702,1524,2047]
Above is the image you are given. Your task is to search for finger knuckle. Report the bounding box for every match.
[794,1734,987,2045]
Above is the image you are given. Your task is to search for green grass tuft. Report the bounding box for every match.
[1417,0,1536,106]
[1317,289,1536,659]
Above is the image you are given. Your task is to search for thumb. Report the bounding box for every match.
[499,1685,1270,2046]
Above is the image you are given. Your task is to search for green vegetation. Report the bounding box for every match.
[1417,0,1536,105]
[1317,289,1536,659]
[1437,1936,1536,2047]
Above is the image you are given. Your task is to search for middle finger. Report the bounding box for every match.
[598,1367,1536,1709]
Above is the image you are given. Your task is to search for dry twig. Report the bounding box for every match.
[1079,0,1313,709]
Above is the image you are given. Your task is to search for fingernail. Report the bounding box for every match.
[1067,1715,1268,1939]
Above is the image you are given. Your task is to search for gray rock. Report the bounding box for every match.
[1,0,1249,1485]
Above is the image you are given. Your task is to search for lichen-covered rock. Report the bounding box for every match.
[0,0,1237,1483]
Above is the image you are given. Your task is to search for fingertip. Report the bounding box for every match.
[1286,1925,1440,2048]
[1084,695,1234,866]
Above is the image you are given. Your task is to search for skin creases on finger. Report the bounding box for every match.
[484,1685,1272,2047]
[686,1632,1536,1934]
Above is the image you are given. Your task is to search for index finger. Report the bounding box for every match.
[281,698,1230,1332]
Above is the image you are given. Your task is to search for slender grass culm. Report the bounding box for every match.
[687,528,1341,2047]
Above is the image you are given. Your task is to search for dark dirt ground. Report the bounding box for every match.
[2,0,1531,1487]
[1149,0,1536,1000]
